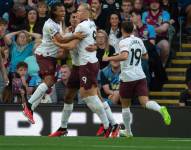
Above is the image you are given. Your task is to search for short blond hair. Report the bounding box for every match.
[79,3,91,12]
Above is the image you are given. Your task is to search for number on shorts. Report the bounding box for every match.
[130,48,141,66]
[82,76,87,84]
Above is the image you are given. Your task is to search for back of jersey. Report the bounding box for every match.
[119,35,147,82]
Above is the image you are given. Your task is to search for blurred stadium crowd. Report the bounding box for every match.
[0,0,191,105]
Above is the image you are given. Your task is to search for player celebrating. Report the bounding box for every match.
[49,3,116,138]
[22,2,84,124]
[103,21,171,137]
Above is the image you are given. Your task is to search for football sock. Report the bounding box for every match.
[145,101,161,113]
[103,101,116,126]
[28,83,48,109]
[83,95,109,129]
[61,103,74,128]
[122,107,133,135]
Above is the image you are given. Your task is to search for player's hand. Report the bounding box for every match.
[73,32,86,40]
[65,26,73,33]
[102,56,110,61]
[86,44,97,52]
[52,36,60,46]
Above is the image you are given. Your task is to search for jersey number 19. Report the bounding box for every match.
[130,48,141,66]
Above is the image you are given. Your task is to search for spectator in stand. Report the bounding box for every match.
[161,0,178,30]
[20,7,42,34]
[4,30,41,73]
[0,18,8,48]
[100,58,120,105]
[75,0,92,5]
[0,46,10,72]
[179,64,191,106]
[63,0,77,27]
[178,0,191,34]
[161,0,178,46]
[37,1,49,29]
[142,0,170,67]
[96,30,115,69]
[134,0,145,15]
[50,65,71,103]
[8,3,26,32]
[132,11,167,90]
[0,48,9,102]
[2,62,28,104]
[105,11,122,53]
[120,0,133,21]
[24,53,41,95]
[90,0,106,29]
[0,18,9,101]
[102,0,120,17]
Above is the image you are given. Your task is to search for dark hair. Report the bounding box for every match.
[50,2,64,20]
[121,21,134,33]
[22,7,41,34]
[16,62,28,70]
[105,11,122,38]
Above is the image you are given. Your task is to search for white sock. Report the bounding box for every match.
[83,95,109,129]
[103,101,116,126]
[28,83,48,108]
[122,108,133,136]
[145,101,161,113]
[61,103,74,128]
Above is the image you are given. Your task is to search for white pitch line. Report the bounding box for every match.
[168,139,191,142]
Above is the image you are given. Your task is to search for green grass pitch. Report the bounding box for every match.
[0,136,191,150]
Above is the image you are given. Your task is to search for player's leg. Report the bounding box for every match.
[119,81,134,137]
[79,62,111,138]
[49,88,78,137]
[137,79,171,125]
[80,86,112,137]
[49,66,80,136]
[23,75,54,124]
[22,55,56,124]
[120,97,133,137]
[97,89,120,137]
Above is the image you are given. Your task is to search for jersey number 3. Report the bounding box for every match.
[130,48,141,66]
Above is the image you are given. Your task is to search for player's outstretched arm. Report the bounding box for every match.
[54,32,85,43]
[52,36,80,50]
[103,51,128,62]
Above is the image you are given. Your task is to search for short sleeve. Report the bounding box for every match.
[140,39,147,54]
[75,24,84,33]
[162,11,170,24]
[45,23,59,37]
[119,40,129,53]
